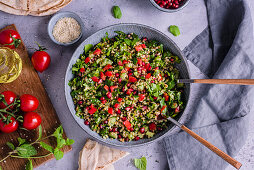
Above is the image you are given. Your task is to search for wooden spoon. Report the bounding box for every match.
[178,79,254,85]
[167,116,242,169]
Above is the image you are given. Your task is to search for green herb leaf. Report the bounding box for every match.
[112,6,122,19]
[40,142,54,153]
[18,138,26,146]
[84,44,93,54]
[16,144,37,158]
[169,25,180,36]
[53,148,64,160]
[134,156,147,170]
[124,39,131,46]
[57,138,66,148]
[65,139,75,145]
[6,142,15,150]
[37,125,42,141]
[53,126,63,139]
[25,159,33,170]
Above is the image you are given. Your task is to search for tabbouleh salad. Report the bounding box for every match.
[68,31,185,142]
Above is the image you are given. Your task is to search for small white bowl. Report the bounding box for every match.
[48,11,85,46]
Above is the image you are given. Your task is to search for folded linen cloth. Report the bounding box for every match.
[163,0,254,170]
[78,139,129,170]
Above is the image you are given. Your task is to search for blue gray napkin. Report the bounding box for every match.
[163,0,254,170]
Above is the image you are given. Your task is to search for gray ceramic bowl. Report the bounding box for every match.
[149,0,190,12]
[48,11,84,46]
[65,23,191,147]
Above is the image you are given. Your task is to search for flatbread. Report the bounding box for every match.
[0,0,72,16]
[79,139,129,170]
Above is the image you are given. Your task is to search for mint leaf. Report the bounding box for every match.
[40,142,54,153]
[53,126,63,139]
[169,25,180,36]
[134,157,147,170]
[6,142,15,150]
[84,44,93,54]
[37,125,42,141]
[18,138,26,146]
[16,144,37,158]
[112,6,122,19]
[57,138,66,148]
[65,138,75,145]
[53,148,64,160]
[124,39,131,46]
[25,159,33,170]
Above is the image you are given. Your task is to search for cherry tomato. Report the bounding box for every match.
[20,94,39,112]
[138,94,145,101]
[129,76,137,83]
[23,112,41,130]
[0,116,18,133]
[0,30,21,49]
[31,44,51,73]
[0,91,17,109]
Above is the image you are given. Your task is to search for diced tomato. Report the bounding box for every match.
[121,69,126,73]
[175,106,180,113]
[101,100,107,104]
[145,73,151,79]
[123,120,131,130]
[126,89,133,95]
[108,107,113,115]
[139,94,145,101]
[149,123,156,131]
[93,48,101,55]
[135,45,143,52]
[155,67,159,70]
[98,79,103,84]
[88,104,97,115]
[80,68,85,73]
[106,92,112,99]
[114,103,120,108]
[85,57,90,64]
[122,60,128,65]
[129,76,137,83]
[118,60,123,66]
[141,44,146,48]
[137,58,142,65]
[110,86,118,92]
[104,85,109,91]
[100,72,106,80]
[117,98,123,102]
[91,76,99,82]
[103,64,113,71]
[125,67,130,72]
[145,63,150,70]
[105,71,113,77]
[164,93,169,101]
[158,74,162,81]
[160,105,167,113]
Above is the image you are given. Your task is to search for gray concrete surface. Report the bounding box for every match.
[0,0,253,169]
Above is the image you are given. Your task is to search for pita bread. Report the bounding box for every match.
[79,139,129,170]
[0,0,72,16]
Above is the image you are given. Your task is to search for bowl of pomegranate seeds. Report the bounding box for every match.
[150,0,190,12]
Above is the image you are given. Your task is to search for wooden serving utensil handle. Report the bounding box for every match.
[181,125,242,169]
[178,79,254,85]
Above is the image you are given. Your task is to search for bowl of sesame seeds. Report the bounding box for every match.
[48,11,85,46]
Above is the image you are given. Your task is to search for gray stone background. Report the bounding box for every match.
[0,0,254,169]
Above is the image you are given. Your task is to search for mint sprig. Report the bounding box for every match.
[134,156,147,170]
[0,125,75,170]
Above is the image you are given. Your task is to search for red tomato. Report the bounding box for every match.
[110,86,118,92]
[126,89,133,95]
[137,58,142,65]
[20,94,39,112]
[103,64,113,71]
[160,105,167,113]
[145,73,151,79]
[123,120,131,130]
[144,63,150,70]
[149,123,156,131]
[88,104,97,115]
[93,49,101,55]
[23,112,41,130]
[100,72,106,80]
[138,94,145,101]
[122,60,128,65]
[129,76,137,83]
[118,60,123,66]
[135,45,143,52]
[0,30,21,49]
[117,98,123,102]
[31,45,51,73]
[105,71,113,77]
[0,91,17,109]
[141,44,146,48]
[164,93,169,101]
[104,85,109,91]
[108,107,113,114]
[91,76,99,82]
[175,106,180,113]
[85,57,90,64]
[0,116,18,133]
[80,68,85,73]
[114,103,120,108]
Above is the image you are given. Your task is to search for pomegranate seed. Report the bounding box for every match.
[104,120,108,124]
[78,100,83,105]
[140,127,145,133]
[98,79,103,84]
[133,91,137,95]
[170,58,174,62]
[151,80,154,83]
[99,124,103,129]
[101,100,107,104]
[128,72,133,76]
[126,89,133,95]
[117,109,121,114]
[153,96,158,100]
[122,117,127,121]
[158,127,162,131]
[127,83,131,87]
[143,106,148,110]
[142,61,145,66]
[118,78,122,83]
[135,136,140,141]
[108,107,114,114]
[100,97,105,101]
[114,103,120,108]
[130,127,134,132]
[155,67,159,70]
[115,73,120,77]
[112,127,117,132]
[117,98,123,102]
[84,120,90,125]
[107,92,112,99]
[125,138,129,142]
[125,107,131,111]
[118,60,123,66]
[142,37,148,42]
[118,135,122,139]
[109,129,113,132]
[123,60,128,65]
